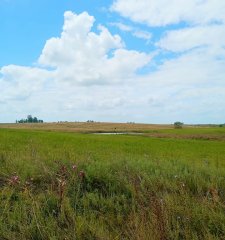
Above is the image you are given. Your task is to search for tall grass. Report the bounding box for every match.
[0,128,224,239]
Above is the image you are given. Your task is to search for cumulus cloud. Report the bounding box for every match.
[39,12,122,68]
[0,11,153,122]
[111,0,225,26]
[38,11,151,85]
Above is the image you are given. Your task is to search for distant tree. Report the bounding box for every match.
[27,115,33,123]
[33,117,38,123]
[17,115,44,124]
[174,121,184,129]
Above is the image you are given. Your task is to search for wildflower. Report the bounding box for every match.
[72,164,77,171]
[79,170,85,179]
[9,175,20,185]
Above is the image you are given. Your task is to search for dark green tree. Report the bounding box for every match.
[17,115,44,124]
[33,117,38,123]
[174,121,184,129]
[27,115,33,123]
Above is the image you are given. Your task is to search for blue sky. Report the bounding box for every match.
[0,0,156,65]
[1,0,225,123]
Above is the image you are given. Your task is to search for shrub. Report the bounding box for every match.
[174,122,184,129]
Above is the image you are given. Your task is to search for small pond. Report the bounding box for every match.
[93,132,143,135]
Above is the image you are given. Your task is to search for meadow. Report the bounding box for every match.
[0,124,224,239]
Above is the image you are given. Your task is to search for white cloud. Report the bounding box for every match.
[39,12,122,68]
[144,48,225,86]
[157,24,225,52]
[109,0,225,123]
[0,65,52,101]
[110,22,133,32]
[110,22,152,40]
[38,11,151,85]
[0,11,153,122]
[132,30,152,40]
[111,0,225,26]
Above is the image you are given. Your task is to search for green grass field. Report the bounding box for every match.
[0,127,225,239]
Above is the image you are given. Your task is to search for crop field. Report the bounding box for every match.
[0,124,225,239]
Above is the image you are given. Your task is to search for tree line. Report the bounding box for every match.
[16,115,44,123]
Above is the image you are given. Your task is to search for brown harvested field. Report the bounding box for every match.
[0,122,173,133]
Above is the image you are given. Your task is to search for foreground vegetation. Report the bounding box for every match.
[0,127,224,239]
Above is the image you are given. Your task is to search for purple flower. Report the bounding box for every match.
[79,170,85,178]
[9,175,20,185]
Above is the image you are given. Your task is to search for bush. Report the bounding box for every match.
[174,121,184,129]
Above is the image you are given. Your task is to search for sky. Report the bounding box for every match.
[0,0,225,124]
